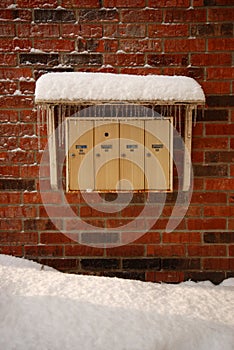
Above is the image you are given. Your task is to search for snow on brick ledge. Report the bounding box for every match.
[35,72,205,104]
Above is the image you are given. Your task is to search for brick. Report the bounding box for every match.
[123,258,160,270]
[164,38,206,53]
[188,245,226,257]
[0,219,22,231]
[204,206,234,217]
[103,271,145,281]
[149,0,189,6]
[207,68,234,80]
[0,206,37,218]
[163,67,204,80]
[24,218,61,231]
[0,53,17,66]
[134,232,161,244]
[208,38,234,51]
[103,0,145,6]
[119,39,161,53]
[34,9,76,23]
[62,24,103,38]
[104,24,145,38]
[0,179,35,191]
[146,271,184,283]
[104,53,144,66]
[18,24,60,38]
[0,166,20,177]
[19,80,36,95]
[121,9,162,23]
[40,258,79,271]
[194,165,228,177]
[0,81,17,95]
[206,96,234,108]
[187,218,226,230]
[63,53,103,66]
[205,151,234,163]
[0,68,32,80]
[162,258,200,270]
[204,232,234,244]
[148,54,188,67]
[193,137,228,149]
[34,39,74,52]
[229,246,234,256]
[24,245,63,257]
[81,258,120,270]
[204,0,234,4]
[62,0,100,7]
[196,109,228,124]
[192,192,227,204]
[184,271,225,285]
[79,9,119,22]
[164,9,206,23]
[65,245,104,256]
[81,232,120,244]
[205,123,234,135]
[203,258,234,271]
[120,67,161,75]
[0,96,33,109]
[17,0,58,6]
[0,232,38,244]
[148,24,188,37]
[201,82,231,95]
[208,8,234,22]
[0,246,23,256]
[191,53,232,66]
[106,245,144,256]
[191,23,233,37]
[0,9,32,21]
[0,23,15,37]
[40,232,73,244]
[0,192,21,204]
[229,220,234,230]
[163,232,201,244]
[147,245,185,257]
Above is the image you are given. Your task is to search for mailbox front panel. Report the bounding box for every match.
[120,121,144,190]
[67,119,94,191]
[94,121,119,191]
[145,119,172,191]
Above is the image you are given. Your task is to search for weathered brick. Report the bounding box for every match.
[0,219,22,231]
[146,271,184,283]
[208,38,234,51]
[62,0,100,7]
[204,232,234,244]
[164,9,206,23]
[119,39,161,53]
[164,38,206,52]
[81,258,120,270]
[121,9,162,23]
[63,53,103,66]
[0,246,23,256]
[148,24,188,37]
[18,0,58,7]
[162,258,200,270]
[0,68,32,80]
[191,53,232,66]
[208,8,234,22]
[79,9,119,22]
[34,9,76,23]
[205,178,234,191]
[0,232,38,244]
[24,245,63,257]
[39,258,79,271]
[104,53,144,66]
[206,95,234,107]
[20,53,59,66]
[0,23,15,37]
[104,24,146,38]
[34,39,74,52]
[148,54,188,67]
[0,9,32,21]
[0,179,35,191]
[123,258,161,270]
[184,271,225,285]
[149,0,189,6]
[0,53,17,66]
[205,151,234,163]
[191,23,233,37]
[62,24,103,38]
[194,165,228,177]
[203,258,234,271]
[18,24,60,38]
[103,0,145,6]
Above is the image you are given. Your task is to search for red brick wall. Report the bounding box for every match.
[0,0,233,283]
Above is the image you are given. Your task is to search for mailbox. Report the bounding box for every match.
[66,117,173,192]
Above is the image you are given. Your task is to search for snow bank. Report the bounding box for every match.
[0,254,233,350]
[35,72,205,103]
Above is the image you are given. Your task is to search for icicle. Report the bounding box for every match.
[193,106,197,126]
[202,105,205,119]
[178,105,181,134]
[37,106,41,151]
[174,105,177,128]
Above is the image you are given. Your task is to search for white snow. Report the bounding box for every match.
[35,72,205,103]
[0,254,233,350]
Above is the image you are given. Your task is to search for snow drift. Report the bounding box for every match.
[0,254,233,350]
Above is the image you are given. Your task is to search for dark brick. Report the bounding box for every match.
[0,179,35,191]
[191,24,215,37]
[39,258,80,271]
[79,9,119,22]
[34,67,74,80]
[34,9,76,23]
[186,67,204,80]
[221,23,233,36]
[204,232,234,244]
[204,0,233,5]
[207,95,234,107]
[122,258,161,270]
[162,258,200,270]
[194,165,228,177]
[205,152,234,163]
[63,53,103,66]
[204,0,216,5]
[81,232,120,244]
[196,109,228,122]
[81,258,120,270]
[20,53,59,66]
[184,271,225,285]
[148,54,188,67]
[102,271,145,281]
[24,219,58,231]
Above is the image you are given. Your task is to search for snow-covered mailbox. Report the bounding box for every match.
[35,72,205,192]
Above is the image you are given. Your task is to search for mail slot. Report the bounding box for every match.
[66,117,173,192]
